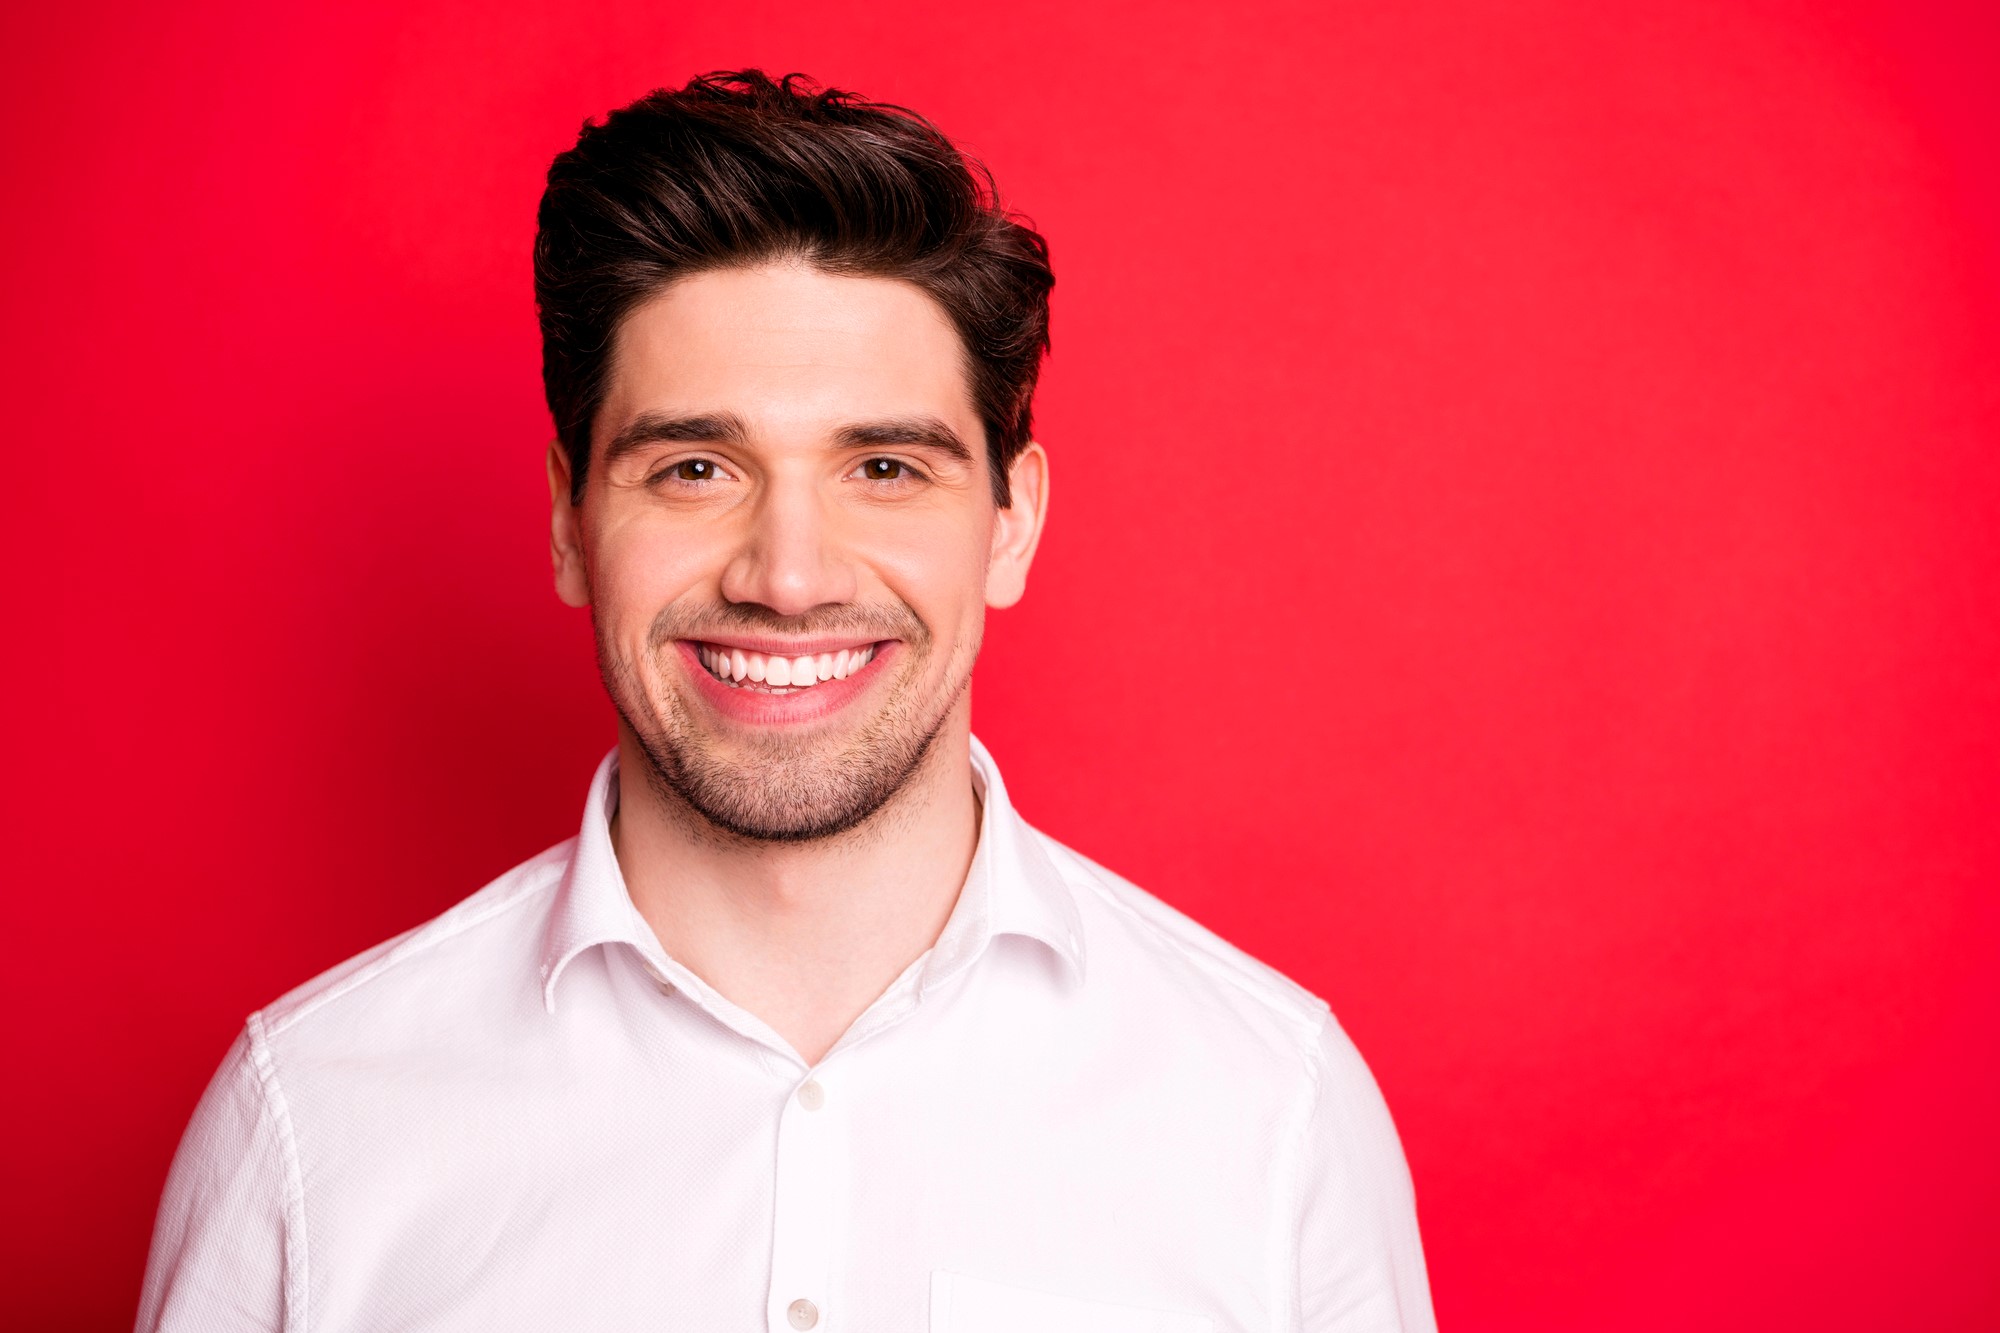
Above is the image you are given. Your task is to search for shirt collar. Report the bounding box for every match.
[538,734,1085,1013]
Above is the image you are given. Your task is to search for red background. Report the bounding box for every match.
[3,0,1996,1328]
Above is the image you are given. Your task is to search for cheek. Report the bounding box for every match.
[587,518,715,644]
[863,519,991,645]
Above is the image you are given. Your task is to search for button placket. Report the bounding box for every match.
[767,1068,841,1332]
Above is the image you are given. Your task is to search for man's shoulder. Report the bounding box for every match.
[1028,825,1333,1052]
[252,837,576,1050]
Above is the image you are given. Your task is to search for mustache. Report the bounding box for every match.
[647,601,927,647]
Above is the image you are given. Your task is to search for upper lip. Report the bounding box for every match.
[681,633,888,656]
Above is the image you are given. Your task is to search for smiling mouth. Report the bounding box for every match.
[690,641,879,693]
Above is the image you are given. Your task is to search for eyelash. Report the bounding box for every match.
[647,457,928,487]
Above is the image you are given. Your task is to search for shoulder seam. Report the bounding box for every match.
[245,1011,309,1333]
[1046,834,1328,1034]
[262,853,565,1041]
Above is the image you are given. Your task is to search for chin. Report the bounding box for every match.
[626,684,960,845]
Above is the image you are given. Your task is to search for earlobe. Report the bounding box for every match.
[546,441,591,609]
[985,441,1050,610]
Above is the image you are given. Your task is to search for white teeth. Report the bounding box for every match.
[696,642,877,689]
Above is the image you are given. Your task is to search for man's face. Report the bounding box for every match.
[549,261,1047,842]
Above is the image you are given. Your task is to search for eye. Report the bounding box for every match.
[670,458,718,482]
[858,457,914,482]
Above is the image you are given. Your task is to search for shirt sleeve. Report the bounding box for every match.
[1293,1010,1437,1332]
[135,1020,296,1333]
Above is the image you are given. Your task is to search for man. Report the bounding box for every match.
[137,71,1435,1332]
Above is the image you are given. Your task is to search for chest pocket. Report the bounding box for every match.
[929,1271,1216,1333]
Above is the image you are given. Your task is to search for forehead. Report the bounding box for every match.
[598,262,978,444]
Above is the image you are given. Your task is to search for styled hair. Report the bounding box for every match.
[534,70,1054,506]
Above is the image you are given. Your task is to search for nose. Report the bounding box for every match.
[717,473,858,617]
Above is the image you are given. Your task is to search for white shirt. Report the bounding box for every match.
[137,737,1434,1332]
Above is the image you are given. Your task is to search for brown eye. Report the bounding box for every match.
[672,459,716,482]
[861,458,904,481]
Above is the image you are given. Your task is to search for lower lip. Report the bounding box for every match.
[676,639,898,727]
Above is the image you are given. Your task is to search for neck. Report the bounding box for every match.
[608,714,981,1067]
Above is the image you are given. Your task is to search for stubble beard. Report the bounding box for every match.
[596,604,977,845]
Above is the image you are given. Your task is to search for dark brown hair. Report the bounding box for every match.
[534,70,1054,506]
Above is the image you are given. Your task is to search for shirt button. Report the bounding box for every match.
[786,1297,819,1329]
[796,1079,825,1112]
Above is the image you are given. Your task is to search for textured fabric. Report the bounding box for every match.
[136,737,1435,1332]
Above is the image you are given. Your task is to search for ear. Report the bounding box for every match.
[547,442,591,608]
[985,440,1050,609]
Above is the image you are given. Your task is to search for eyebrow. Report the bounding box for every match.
[600,411,976,468]
[602,411,749,466]
[833,416,976,466]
